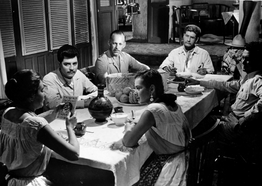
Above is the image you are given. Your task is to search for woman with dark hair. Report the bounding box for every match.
[111,69,191,186]
[0,69,79,185]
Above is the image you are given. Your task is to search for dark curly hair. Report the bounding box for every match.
[5,69,41,105]
[57,44,79,63]
[135,69,177,107]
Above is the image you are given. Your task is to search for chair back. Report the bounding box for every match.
[187,119,220,186]
[0,162,7,186]
[172,5,199,44]
[208,4,230,20]
[80,66,97,85]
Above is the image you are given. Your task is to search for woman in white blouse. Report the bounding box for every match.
[111,69,191,186]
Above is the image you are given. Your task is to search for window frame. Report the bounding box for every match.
[17,0,89,56]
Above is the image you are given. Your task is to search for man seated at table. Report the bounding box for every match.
[187,41,262,142]
[222,34,246,80]
[95,30,150,84]
[160,24,214,75]
[43,44,97,110]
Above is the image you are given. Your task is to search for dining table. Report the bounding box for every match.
[49,73,232,186]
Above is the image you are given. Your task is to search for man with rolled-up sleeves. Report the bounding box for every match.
[160,24,214,75]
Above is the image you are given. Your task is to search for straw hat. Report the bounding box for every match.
[225,34,246,48]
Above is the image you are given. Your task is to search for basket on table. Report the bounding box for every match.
[106,73,135,96]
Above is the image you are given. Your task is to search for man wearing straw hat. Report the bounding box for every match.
[222,34,246,79]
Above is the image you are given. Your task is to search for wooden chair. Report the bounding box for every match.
[205,4,230,42]
[187,118,220,186]
[0,162,7,186]
[80,66,97,85]
[192,2,210,24]
[214,113,262,186]
[172,5,199,44]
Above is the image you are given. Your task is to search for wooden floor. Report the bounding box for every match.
[123,40,228,71]
[124,41,228,57]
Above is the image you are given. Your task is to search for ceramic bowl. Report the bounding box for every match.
[74,122,87,137]
[111,113,128,126]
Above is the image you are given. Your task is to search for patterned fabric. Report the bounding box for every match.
[135,153,178,186]
[134,103,191,186]
[221,48,245,79]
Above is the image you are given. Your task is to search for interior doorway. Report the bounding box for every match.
[116,0,140,41]
[97,0,117,55]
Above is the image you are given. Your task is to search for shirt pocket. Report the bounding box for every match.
[237,88,249,101]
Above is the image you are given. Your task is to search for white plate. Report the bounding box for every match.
[116,100,146,106]
[176,72,192,78]
[184,85,205,95]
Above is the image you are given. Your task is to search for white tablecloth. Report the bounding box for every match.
[50,74,232,186]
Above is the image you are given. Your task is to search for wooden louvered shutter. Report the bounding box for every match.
[18,0,47,56]
[0,0,16,57]
[73,0,90,44]
[48,0,71,50]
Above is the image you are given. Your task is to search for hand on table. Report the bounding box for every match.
[84,96,95,107]
[163,66,177,75]
[197,68,207,75]
[185,78,200,86]
[110,139,134,152]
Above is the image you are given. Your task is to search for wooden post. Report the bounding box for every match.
[239,0,261,43]
[0,30,7,99]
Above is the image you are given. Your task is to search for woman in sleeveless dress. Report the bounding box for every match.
[0,69,80,186]
[111,69,191,186]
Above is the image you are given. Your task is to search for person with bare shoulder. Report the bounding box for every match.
[0,69,80,185]
[110,69,191,185]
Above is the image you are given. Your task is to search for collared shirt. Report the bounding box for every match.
[95,50,150,84]
[43,69,97,109]
[200,71,262,118]
[160,46,214,74]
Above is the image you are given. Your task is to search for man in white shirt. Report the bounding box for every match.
[43,44,97,110]
[160,24,214,75]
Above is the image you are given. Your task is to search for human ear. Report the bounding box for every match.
[149,85,156,95]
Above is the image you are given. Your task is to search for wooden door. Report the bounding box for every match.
[97,0,117,55]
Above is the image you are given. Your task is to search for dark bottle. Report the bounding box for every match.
[88,84,113,122]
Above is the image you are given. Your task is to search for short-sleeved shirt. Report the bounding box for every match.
[160,46,214,74]
[43,69,97,109]
[200,71,262,118]
[95,50,149,84]
[0,108,52,177]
